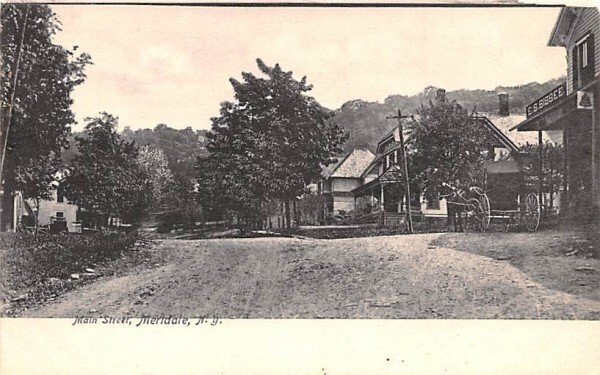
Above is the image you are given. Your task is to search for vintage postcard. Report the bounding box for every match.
[1,0,599,373]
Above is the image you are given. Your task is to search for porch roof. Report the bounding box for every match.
[511,91,578,132]
[351,164,404,196]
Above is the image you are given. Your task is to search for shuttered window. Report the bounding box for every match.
[575,33,595,89]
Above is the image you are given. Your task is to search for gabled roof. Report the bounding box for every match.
[475,113,560,149]
[548,7,580,47]
[474,114,525,152]
[322,149,375,179]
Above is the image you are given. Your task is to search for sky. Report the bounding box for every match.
[51,5,567,131]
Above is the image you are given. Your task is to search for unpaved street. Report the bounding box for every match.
[26,233,600,319]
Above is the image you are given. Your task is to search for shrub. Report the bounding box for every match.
[0,232,141,315]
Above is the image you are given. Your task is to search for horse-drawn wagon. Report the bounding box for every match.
[442,180,541,232]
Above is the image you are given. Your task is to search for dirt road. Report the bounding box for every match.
[25,233,600,319]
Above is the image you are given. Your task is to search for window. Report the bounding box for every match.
[426,196,440,210]
[574,33,595,89]
[55,212,65,219]
[57,188,64,203]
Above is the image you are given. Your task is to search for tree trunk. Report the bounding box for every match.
[0,5,31,200]
[285,200,291,229]
[34,198,39,236]
[549,182,555,209]
[293,199,298,227]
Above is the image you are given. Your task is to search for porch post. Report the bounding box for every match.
[592,88,599,211]
[371,188,374,211]
[538,127,543,207]
[380,183,385,211]
[563,124,569,214]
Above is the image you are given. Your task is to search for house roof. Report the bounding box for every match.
[484,160,521,174]
[476,113,561,148]
[548,7,579,47]
[322,149,375,179]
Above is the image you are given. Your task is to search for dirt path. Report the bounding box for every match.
[25,234,600,319]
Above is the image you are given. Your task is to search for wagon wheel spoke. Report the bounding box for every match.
[524,193,541,232]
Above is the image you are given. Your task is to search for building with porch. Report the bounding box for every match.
[513,6,600,217]
[351,89,561,226]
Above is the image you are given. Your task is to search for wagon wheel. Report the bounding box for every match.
[465,194,490,232]
[523,193,541,232]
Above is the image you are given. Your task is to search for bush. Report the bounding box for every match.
[0,232,141,315]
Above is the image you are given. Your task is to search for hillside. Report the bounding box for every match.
[332,77,565,152]
[62,124,208,179]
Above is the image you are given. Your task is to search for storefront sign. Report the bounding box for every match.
[526,83,566,118]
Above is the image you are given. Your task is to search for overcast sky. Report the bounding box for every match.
[51,5,566,131]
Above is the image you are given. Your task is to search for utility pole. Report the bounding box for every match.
[387,110,414,233]
[0,4,30,230]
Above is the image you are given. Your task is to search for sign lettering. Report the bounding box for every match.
[526,83,566,118]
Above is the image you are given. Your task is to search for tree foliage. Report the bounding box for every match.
[408,100,493,198]
[136,145,175,209]
[197,59,347,225]
[63,113,151,225]
[521,141,564,207]
[0,4,91,207]
[121,125,207,226]
[121,124,207,178]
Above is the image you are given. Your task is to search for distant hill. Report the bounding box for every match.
[331,77,565,152]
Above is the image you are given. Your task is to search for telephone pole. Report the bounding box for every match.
[387,110,414,233]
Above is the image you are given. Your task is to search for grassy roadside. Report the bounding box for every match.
[432,223,600,301]
[0,232,151,317]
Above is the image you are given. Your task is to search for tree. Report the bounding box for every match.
[408,99,493,199]
[199,59,347,228]
[196,153,263,225]
[521,142,564,209]
[136,145,175,209]
[0,4,91,230]
[121,125,207,228]
[63,113,152,226]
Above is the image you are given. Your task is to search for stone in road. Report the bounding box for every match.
[25,234,600,319]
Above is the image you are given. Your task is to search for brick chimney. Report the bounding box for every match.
[498,92,509,116]
[436,88,446,103]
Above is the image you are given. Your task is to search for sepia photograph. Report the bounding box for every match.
[0,0,599,372]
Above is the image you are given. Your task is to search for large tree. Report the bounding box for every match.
[63,113,151,226]
[0,4,91,229]
[408,99,493,199]
[198,59,347,228]
[136,145,175,210]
